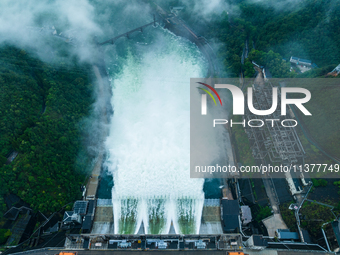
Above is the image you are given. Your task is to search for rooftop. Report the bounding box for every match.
[221,199,239,215]
[241,205,252,225]
[277,229,299,240]
[221,199,240,232]
[252,235,268,247]
[63,211,75,222]
[73,200,88,215]
[290,56,312,64]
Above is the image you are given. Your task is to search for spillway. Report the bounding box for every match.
[104,29,207,235]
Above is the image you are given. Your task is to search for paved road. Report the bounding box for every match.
[295,193,303,204]
[262,177,279,214]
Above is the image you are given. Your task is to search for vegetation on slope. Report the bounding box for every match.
[212,0,340,158]
[164,0,340,159]
[300,201,334,239]
[0,46,94,217]
[192,0,340,77]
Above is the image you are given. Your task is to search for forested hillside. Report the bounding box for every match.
[201,0,340,158]
[0,0,339,229]
[164,0,339,77]
[204,0,340,77]
[0,46,94,216]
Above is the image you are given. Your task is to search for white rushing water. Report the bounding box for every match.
[105,30,207,234]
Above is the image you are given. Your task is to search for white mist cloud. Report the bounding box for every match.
[245,0,306,12]
[0,0,102,61]
[182,0,235,21]
[192,0,227,17]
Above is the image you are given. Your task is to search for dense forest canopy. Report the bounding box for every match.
[167,0,340,159]
[0,46,94,216]
[215,0,340,76]
[0,0,339,240]
[169,0,340,77]
[174,0,340,158]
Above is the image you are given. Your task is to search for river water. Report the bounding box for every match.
[103,25,210,235]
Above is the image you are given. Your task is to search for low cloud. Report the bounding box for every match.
[0,0,102,62]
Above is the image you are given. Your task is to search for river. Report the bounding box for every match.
[97,4,209,235]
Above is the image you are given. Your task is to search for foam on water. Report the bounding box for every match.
[105,31,206,234]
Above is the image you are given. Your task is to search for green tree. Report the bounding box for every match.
[255,206,272,222]
[0,229,11,244]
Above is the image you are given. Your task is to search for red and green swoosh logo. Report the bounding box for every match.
[197,82,222,106]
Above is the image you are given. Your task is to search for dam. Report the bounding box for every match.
[77,2,231,237]
[88,4,226,236]
[105,25,206,234]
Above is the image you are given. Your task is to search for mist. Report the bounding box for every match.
[0,0,102,62]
